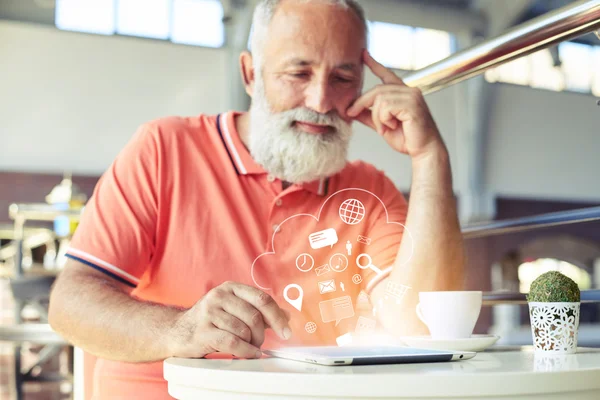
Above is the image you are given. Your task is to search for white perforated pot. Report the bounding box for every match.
[528,302,580,354]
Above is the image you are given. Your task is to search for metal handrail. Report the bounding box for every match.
[462,206,600,239]
[8,203,83,222]
[483,289,600,305]
[404,0,600,94]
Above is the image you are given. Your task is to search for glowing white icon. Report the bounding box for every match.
[315,264,331,276]
[346,240,352,255]
[340,282,345,292]
[384,281,411,304]
[357,235,372,245]
[305,321,317,334]
[357,290,370,304]
[355,316,377,336]
[374,299,384,316]
[309,228,339,249]
[356,290,371,312]
[356,253,383,275]
[319,296,355,326]
[283,284,304,311]
[318,279,336,294]
[329,253,349,273]
[295,253,314,273]
[336,332,353,347]
[352,274,363,284]
[339,199,366,225]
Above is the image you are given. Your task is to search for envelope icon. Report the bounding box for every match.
[318,279,336,294]
[357,235,372,245]
[315,264,331,276]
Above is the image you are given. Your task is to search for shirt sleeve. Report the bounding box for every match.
[362,171,408,294]
[66,124,159,287]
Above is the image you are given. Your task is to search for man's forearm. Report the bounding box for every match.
[374,144,465,334]
[390,145,464,291]
[49,270,184,363]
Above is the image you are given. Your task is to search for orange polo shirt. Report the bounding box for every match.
[66,111,408,399]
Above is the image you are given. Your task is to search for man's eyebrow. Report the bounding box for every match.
[281,58,360,72]
[337,63,359,72]
[282,58,313,67]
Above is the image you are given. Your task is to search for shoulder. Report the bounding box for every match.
[135,114,219,142]
[123,114,226,159]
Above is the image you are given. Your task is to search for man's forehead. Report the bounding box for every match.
[280,57,362,72]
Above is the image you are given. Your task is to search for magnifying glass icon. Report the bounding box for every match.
[356,253,383,275]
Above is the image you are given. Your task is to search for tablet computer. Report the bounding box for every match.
[264,345,476,366]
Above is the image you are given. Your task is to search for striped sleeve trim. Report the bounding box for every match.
[220,112,248,174]
[66,248,140,287]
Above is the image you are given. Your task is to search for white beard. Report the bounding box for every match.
[248,75,352,184]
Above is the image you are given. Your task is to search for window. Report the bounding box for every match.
[592,48,600,97]
[485,55,530,86]
[55,0,115,35]
[117,0,170,39]
[55,0,224,48]
[171,0,224,48]
[486,42,600,95]
[518,258,592,294]
[368,22,414,70]
[560,42,593,93]
[529,49,564,92]
[368,22,453,70]
[413,27,452,70]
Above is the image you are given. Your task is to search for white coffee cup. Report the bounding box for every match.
[415,291,482,339]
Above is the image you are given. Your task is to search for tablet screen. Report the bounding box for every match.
[273,345,452,358]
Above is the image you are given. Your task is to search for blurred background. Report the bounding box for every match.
[1,0,600,398]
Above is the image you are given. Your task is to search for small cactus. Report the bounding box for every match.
[527,271,580,303]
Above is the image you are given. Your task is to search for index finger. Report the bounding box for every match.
[230,283,292,340]
[363,49,405,86]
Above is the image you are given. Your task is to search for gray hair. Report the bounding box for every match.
[250,0,368,71]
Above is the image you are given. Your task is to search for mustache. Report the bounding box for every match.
[280,107,346,128]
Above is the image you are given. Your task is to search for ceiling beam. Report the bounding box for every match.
[358,0,486,34]
[472,0,534,35]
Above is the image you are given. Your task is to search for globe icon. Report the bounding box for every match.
[339,199,365,225]
[305,321,317,334]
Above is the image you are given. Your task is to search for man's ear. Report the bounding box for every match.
[239,51,255,97]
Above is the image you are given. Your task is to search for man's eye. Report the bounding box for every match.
[335,76,354,83]
[290,72,309,78]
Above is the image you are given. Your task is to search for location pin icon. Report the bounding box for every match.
[283,284,304,312]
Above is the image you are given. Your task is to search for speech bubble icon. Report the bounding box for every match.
[309,228,339,250]
[319,296,355,326]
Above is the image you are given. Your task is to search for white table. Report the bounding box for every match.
[164,346,600,399]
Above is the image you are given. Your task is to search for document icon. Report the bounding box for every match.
[357,235,372,245]
[355,316,376,336]
[318,279,336,294]
[319,296,355,326]
[315,264,331,276]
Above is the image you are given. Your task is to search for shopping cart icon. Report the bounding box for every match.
[384,281,411,304]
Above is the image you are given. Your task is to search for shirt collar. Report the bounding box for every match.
[216,111,331,196]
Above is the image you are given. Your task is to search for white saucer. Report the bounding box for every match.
[398,334,500,352]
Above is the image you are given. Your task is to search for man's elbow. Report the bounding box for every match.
[48,279,68,335]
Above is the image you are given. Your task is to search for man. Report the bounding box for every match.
[49,0,464,398]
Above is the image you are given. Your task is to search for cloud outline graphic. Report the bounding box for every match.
[250,187,414,290]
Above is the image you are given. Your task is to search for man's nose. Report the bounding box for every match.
[304,79,334,115]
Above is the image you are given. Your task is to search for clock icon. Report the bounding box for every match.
[295,253,315,272]
[329,253,349,273]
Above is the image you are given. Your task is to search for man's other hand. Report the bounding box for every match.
[347,50,445,161]
[170,281,291,359]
